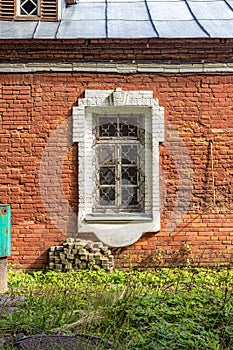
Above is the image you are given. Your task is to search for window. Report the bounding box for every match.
[95,114,145,212]
[0,0,58,20]
[72,89,164,247]
[18,0,39,17]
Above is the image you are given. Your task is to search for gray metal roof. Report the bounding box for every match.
[1,0,233,39]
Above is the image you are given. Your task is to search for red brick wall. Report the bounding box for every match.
[0,38,232,64]
[0,72,233,268]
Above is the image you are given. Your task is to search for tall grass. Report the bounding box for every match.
[0,267,232,349]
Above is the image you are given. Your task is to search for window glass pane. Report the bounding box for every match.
[99,188,115,206]
[119,117,137,137]
[20,0,38,15]
[20,8,28,15]
[122,187,139,206]
[95,114,145,212]
[99,167,115,185]
[97,145,116,165]
[99,117,117,137]
[122,167,138,185]
[31,8,38,15]
[121,145,137,164]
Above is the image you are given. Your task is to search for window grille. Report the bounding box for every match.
[94,114,145,212]
[19,0,39,16]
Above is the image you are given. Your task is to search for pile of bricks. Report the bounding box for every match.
[48,238,114,272]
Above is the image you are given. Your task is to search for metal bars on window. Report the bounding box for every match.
[94,114,145,212]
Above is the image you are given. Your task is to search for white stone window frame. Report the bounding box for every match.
[17,0,40,17]
[72,89,164,247]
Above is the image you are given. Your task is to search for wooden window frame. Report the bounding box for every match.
[0,0,58,21]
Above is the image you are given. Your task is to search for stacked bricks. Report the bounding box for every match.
[48,238,114,272]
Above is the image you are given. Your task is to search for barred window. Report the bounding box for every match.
[94,114,145,212]
[72,89,164,247]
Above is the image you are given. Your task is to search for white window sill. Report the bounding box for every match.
[84,213,153,223]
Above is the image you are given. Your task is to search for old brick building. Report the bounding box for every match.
[0,0,233,268]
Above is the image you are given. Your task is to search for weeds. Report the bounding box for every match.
[0,267,232,349]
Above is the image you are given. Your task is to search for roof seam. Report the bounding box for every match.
[105,0,108,38]
[144,0,159,38]
[224,0,233,13]
[184,0,210,38]
[55,19,62,39]
[32,22,40,39]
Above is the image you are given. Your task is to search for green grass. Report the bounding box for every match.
[0,267,232,349]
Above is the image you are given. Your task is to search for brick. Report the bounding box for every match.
[0,58,233,268]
